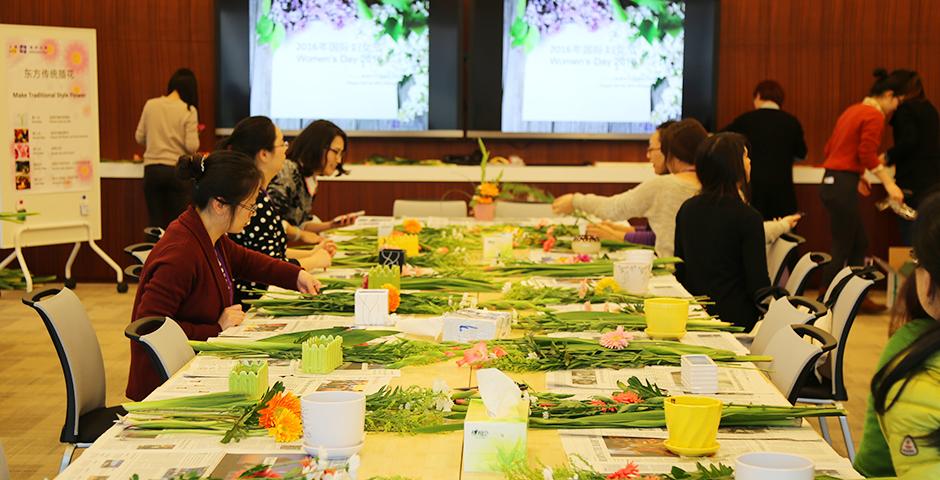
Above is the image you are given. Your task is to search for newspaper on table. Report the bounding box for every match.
[544,331,750,356]
[219,315,358,339]
[546,366,788,405]
[559,433,863,478]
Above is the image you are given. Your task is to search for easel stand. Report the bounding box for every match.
[0,221,126,293]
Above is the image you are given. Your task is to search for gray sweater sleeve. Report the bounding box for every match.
[571,178,659,220]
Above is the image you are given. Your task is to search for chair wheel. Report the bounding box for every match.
[64,278,77,289]
[117,281,128,293]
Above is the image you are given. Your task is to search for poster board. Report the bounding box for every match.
[0,24,101,249]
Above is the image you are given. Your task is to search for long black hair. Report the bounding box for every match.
[869,67,916,97]
[217,116,277,158]
[286,120,347,177]
[167,68,199,111]
[177,151,261,211]
[872,190,940,445]
[694,132,751,201]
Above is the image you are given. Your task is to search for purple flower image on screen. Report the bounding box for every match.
[271,0,360,33]
[525,0,614,35]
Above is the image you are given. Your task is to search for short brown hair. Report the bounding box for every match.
[660,118,709,166]
[753,80,785,106]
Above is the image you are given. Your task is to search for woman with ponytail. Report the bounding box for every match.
[818,68,909,297]
[853,190,940,477]
[126,150,321,401]
[219,116,335,303]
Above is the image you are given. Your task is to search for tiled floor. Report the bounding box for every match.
[0,284,892,479]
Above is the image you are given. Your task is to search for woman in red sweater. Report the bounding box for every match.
[126,150,321,400]
[819,68,908,293]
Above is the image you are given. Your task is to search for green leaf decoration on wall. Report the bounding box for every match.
[610,0,629,22]
[635,0,669,14]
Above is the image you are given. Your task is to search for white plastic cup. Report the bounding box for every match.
[735,452,814,480]
[615,250,655,294]
[301,391,366,449]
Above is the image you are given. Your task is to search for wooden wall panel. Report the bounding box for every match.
[2,0,935,282]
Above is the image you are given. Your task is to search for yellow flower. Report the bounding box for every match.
[267,407,302,442]
[479,182,500,197]
[402,218,423,234]
[383,283,400,312]
[594,277,621,296]
[473,195,493,205]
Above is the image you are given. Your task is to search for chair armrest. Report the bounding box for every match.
[787,295,829,320]
[793,324,837,352]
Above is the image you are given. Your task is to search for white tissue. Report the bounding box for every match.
[395,315,443,339]
[477,368,522,418]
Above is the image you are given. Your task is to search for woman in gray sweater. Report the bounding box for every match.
[553,119,708,258]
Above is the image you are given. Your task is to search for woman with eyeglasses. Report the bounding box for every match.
[552,119,707,258]
[268,120,358,241]
[126,150,321,401]
[852,189,940,478]
[220,116,335,304]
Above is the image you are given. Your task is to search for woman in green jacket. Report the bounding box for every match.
[858,189,940,478]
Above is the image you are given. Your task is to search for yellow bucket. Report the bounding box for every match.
[644,297,689,334]
[664,396,722,450]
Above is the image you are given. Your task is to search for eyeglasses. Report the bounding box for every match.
[328,147,345,160]
[237,201,258,215]
[217,196,258,215]
[274,141,289,150]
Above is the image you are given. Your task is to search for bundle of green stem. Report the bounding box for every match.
[518,311,743,333]
[320,275,502,292]
[483,335,767,371]
[479,282,709,310]
[244,290,462,316]
[554,237,654,252]
[331,248,482,272]
[0,268,55,290]
[488,258,681,278]
[120,382,286,443]
[498,458,846,480]
[369,377,842,434]
[0,211,38,223]
[190,327,458,369]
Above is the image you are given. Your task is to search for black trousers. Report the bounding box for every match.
[143,164,190,229]
[819,170,867,292]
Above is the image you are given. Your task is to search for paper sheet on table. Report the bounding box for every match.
[560,424,821,441]
[182,356,294,378]
[545,366,788,405]
[547,302,711,320]
[559,434,863,478]
[395,314,443,339]
[221,316,357,339]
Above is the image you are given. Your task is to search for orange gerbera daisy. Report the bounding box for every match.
[382,283,401,312]
[479,182,499,197]
[402,218,423,234]
[258,391,301,428]
[267,407,302,442]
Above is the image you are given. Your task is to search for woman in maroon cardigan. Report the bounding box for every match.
[127,150,321,401]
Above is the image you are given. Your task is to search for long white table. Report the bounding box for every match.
[58,221,862,479]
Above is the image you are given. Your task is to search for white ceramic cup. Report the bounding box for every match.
[301,391,366,449]
[615,261,652,294]
[621,249,656,263]
[734,452,814,480]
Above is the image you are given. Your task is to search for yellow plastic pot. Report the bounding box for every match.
[663,395,722,456]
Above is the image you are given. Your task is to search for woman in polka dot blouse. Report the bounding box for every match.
[220,116,335,303]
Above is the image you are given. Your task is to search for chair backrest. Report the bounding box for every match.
[123,242,155,265]
[750,297,820,355]
[766,233,803,287]
[784,251,832,296]
[124,264,143,282]
[125,317,195,381]
[22,288,106,443]
[821,267,856,304]
[392,200,467,218]
[759,325,836,404]
[822,268,880,399]
[143,226,165,242]
[493,201,555,219]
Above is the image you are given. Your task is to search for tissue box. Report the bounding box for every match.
[355,289,391,326]
[462,398,529,473]
[442,309,512,342]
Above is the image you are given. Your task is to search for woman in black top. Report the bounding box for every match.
[219,116,334,303]
[723,80,808,220]
[885,71,940,244]
[675,133,770,330]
